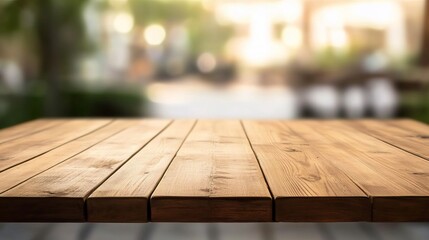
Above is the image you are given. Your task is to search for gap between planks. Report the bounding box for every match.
[0,120,139,194]
[1,119,428,222]
[242,120,371,222]
[306,120,429,221]
[351,119,429,161]
[150,120,273,222]
[86,119,197,222]
[0,119,113,173]
[0,119,65,145]
[0,119,172,222]
[239,120,276,222]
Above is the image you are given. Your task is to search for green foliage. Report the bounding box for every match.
[0,0,91,78]
[130,0,202,23]
[400,90,429,124]
[0,0,88,36]
[129,0,233,56]
[64,85,145,117]
[314,47,358,70]
[0,0,26,33]
[0,83,146,128]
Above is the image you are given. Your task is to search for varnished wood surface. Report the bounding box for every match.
[151,120,272,222]
[353,120,429,160]
[0,119,111,172]
[292,121,429,222]
[87,120,195,222]
[242,121,370,222]
[0,119,428,222]
[0,119,170,222]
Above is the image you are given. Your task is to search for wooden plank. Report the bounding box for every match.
[87,120,196,222]
[290,121,429,222]
[353,119,429,160]
[0,119,170,222]
[389,119,429,132]
[0,119,112,172]
[0,119,64,144]
[242,120,370,222]
[150,120,272,222]
[0,120,138,194]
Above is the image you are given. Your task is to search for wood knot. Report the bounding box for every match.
[416,135,429,139]
[299,175,321,182]
[92,161,115,169]
[369,151,389,154]
[213,176,232,180]
[412,172,429,176]
[285,148,301,153]
[43,190,67,196]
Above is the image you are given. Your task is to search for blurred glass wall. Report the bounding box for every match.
[0,0,429,126]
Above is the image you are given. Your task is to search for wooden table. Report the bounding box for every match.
[0,119,428,223]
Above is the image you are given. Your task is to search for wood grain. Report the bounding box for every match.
[0,120,138,194]
[0,119,64,144]
[353,119,429,160]
[151,120,272,222]
[292,120,429,222]
[0,120,170,222]
[0,119,111,172]
[389,119,429,133]
[242,120,370,222]
[87,120,195,222]
[0,119,428,222]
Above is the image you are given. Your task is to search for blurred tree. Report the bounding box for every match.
[129,0,232,57]
[0,0,90,116]
[421,0,429,66]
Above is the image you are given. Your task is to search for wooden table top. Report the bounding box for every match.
[0,119,428,223]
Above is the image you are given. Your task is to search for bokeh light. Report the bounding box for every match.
[281,25,303,49]
[144,24,166,46]
[113,12,134,33]
[197,53,217,73]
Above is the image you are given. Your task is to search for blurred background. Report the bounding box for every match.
[0,0,429,128]
[1,0,429,239]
